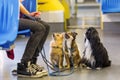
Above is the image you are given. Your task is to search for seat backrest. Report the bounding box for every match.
[0,0,19,49]
[0,0,19,33]
[22,0,36,12]
[101,0,120,13]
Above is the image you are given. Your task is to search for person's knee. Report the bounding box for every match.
[37,25,46,32]
[44,23,50,32]
[37,22,50,33]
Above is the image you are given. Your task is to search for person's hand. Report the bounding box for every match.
[29,12,41,17]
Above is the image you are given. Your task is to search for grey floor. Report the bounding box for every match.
[0,24,120,80]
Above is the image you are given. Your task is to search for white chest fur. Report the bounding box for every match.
[84,38,96,66]
[63,38,73,56]
[84,38,92,60]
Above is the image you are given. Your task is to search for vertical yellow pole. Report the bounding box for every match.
[100,12,103,30]
[60,0,70,31]
[100,4,103,30]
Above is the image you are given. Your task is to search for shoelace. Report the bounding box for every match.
[27,65,38,75]
[31,64,44,72]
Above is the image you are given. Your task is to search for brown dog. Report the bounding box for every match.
[63,32,81,69]
[50,33,64,69]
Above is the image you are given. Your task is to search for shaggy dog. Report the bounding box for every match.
[50,33,64,69]
[63,32,81,69]
[81,27,111,69]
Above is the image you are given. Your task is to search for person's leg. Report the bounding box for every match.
[30,20,50,73]
[17,18,48,77]
[31,20,50,64]
[19,18,46,63]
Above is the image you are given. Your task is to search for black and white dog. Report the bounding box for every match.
[81,27,111,69]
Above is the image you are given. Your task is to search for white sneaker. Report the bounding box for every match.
[30,64,48,77]
[17,62,48,78]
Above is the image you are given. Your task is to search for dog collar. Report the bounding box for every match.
[69,48,75,52]
[52,46,62,49]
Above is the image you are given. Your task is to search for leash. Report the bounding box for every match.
[41,47,75,76]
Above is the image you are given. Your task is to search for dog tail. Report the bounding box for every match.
[103,60,111,68]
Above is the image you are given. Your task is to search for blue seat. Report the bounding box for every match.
[100,0,120,14]
[22,0,36,12]
[0,0,19,49]
[18,0,36,36]
[18,29,31,37]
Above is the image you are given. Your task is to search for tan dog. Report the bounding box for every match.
[63,32,81,69]
[50,33,64,69]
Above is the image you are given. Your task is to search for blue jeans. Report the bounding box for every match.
[19,18,50,63]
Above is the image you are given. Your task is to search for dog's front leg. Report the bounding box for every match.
[59,55,63,69]
[65,53,70,69]
[73,56,79,68]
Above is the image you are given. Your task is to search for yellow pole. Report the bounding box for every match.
[60,0,70,31]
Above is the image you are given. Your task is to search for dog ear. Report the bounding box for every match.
[52,33,56,40]
[86,27,101,47]
[73,32,78,36]
[90,34,100,45]
[52,33,55,37]
[65,32,70,39]
[52,33,55,38]
[72,32,78,38]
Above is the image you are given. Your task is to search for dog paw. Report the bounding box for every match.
[82,64,86,67]
[59,66,63,69]
[65,65,70,69]
[86,67,92,70]
[96,67,101,70]
[74,65,78,69]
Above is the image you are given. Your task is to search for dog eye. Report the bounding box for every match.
[88,30,90,33]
